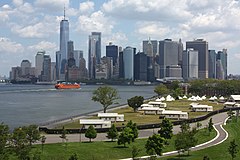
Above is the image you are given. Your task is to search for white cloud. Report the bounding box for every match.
[18,2,34,13]
[102,0,192,22]
[76,11,114,34]
[12,0,23,7]
[27,41,57,52]
[35,0,69,11]
[79,1,94,14]
[0,37,24,54]
[102,32,128,46]
[2,4,12,10]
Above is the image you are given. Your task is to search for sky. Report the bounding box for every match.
[1,0,240,77]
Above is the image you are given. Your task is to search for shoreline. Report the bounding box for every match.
[38,96,156,129]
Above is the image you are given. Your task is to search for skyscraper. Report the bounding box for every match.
[134,52,147,81]
[186,39,208,79]
[159,39,179,78]
[41,55,51,82]
[208,50,216,79]
[123,46,136,80]
[59,8,69,80]
[35,50,45,78]
[106,42,118,66]
[217,49,227,79]
[88,32,101,79]
[74,50,83,67]
[182,49,198,80]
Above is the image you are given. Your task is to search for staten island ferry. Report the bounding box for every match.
[55,81,80,89]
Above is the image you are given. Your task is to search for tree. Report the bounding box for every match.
[208,118,214,133]
[0,123,10,160]
[69,153,78,160]
[126,120,138,141]
[22,124,41,146]
[12,127,31,160]
[175,122,198,156]
[132,145,141,160]
[127,96,144,112]
[59,126,67,144]
[106,124,118,141]
[154,84,169,96]
[92,86,119,113]
[158,118,173,141]
[40,135,46,153]
[117,127,134,147]
[85,125,97,142]
[228,139,238,160]
[145,134,166,156]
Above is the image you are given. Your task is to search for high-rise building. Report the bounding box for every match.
[67,40,75,68]
[134,52,147,81]
[166,65,182,78]
[74,50,83,67]
[41,55,51,82]
[21,60,31,76]
[35,50,45,78]
[88,32,101,79]
[186,39,208,79]
[79,57,88,79]
[51,62,56,81]
[178,39,183,66]
[216,59,224,80]
[123,46,136,80]
[106,42,118,66]
[159,39,179,78]
[143,39,158,56]
[119,51,124,79]
[217,49,227,79]
[55,51,61,80]
[208,50,216,79]
[59,8,69,80]
[182,49,198,80]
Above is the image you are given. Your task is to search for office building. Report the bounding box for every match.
[59,9,69,80]
[216,59,224,80]
[159,39,179,78]
[21,60,31,76]
[41,55,51,82]
[134,52,148,81]
[67,40,75,68]
[35,50,45,78]
[186,39,208,79]
[182,49,198,80]
[208,50,216,79]
[106,42,118,66]
[123,46,136,80]
[74,50,83,67]
[166,65,182,78]
[88,32,101,79]
[217,49,227,79]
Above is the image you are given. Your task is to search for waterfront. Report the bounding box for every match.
[0,84,156,129]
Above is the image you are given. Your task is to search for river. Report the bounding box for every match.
[0,84,156,129]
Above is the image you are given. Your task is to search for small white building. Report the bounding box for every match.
[148,101,167,108]
[229,95,240,103]
[79,119,111,129]
[160,110,188,120]
[224,102,236,108]
[191,104,213,112]
[140,107,165,115]
[97,113,124,122]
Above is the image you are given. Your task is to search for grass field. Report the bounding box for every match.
[21,127,216,160]
[160,117,240,160]
[57,99,224,129]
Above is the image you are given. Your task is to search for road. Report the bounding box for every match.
[41,112,229,147]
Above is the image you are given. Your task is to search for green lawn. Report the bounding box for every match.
[57,99,224,129]
[160,117,240,160]
[12,127,214,160]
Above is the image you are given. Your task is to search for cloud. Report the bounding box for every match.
[76,11,114,34]
[28,41,57,52]
[102,32,128,46]
[102,0,192,22]
[79,1,94,14]
[12,0,23,7]
[35,0,69,11]
[0,37,24,54]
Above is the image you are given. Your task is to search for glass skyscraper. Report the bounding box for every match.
[58,12,69,80]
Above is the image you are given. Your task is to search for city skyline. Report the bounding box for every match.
[1,0,240,76]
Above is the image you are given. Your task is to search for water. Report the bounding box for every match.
[0,84,156,129]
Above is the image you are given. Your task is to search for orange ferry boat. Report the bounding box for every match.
[55,82,80,89]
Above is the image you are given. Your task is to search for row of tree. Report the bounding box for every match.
[0,123,45,160]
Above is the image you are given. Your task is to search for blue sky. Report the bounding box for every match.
[1,0,240,77]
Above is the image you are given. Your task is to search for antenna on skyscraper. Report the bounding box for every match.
[63,4,66,20]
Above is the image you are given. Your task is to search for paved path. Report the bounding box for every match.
[41,112,228,145]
